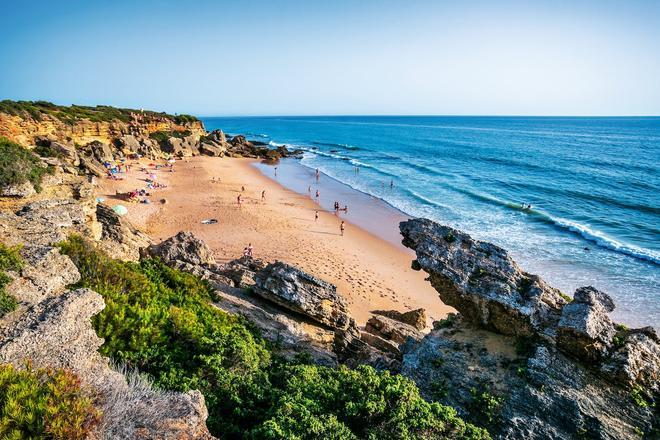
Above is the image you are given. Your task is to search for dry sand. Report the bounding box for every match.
[97,156,452,326]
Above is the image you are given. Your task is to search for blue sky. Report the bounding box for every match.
[1,0,659,116]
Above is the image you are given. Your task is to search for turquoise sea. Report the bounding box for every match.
[202,116,659,327]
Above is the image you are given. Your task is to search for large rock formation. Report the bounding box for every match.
[96,203,153,261]
[0,106,205,147]
[400,219,567,339]
[146,231,216,266]
[400,218,660,439]
[556,286,617,362]
[253,261,352,331]
[146,232,402,369]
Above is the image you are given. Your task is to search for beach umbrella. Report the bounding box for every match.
[112,205,128,216]
[168,159,176,163]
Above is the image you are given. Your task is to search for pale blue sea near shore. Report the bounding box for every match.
[202,116,659,327]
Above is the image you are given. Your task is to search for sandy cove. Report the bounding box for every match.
[97,156,452,326]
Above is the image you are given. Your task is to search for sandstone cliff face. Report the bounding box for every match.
[0,111,205,147]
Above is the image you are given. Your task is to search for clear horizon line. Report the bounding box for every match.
[196,113,660,118]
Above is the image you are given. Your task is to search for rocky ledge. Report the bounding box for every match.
[145,231,420,370]
[400,218,659,439]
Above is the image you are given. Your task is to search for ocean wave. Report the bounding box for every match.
[244,132,269,138]
[312,141,360,150]
[541,216,660,265]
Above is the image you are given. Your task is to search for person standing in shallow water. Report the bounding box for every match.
[316,168,320,180]
[315,189,320,202]
[340,221,345,236]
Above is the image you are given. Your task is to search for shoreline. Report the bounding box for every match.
[97,156,452,326]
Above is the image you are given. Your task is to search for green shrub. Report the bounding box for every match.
[0,244,22,318]
[60,236,488,439]
[434,314,457,329]
[254,364,488,440]
[0,363,100,439]
[33,143,64,159]
[0,137,51,192]
[468,386,504,426]
[0,100,198,126]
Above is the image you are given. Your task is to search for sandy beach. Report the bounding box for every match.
[97,156,452,326]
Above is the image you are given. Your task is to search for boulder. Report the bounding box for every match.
[163,134,200,157]
[0,181,36,197]
[86,140,115,163]
[199,141,226,157]
[35,137,79,166]
[6,245,80,305]
[115,134,141,153]
[212,256,266,289]
[146,231,216,267]
[254,261,352,331]
[556,286,616,362]
[213,282,338,366]
[400,218,566,338]
[372,308,427,330]
[96,203,153,261]
[364,314,423,346]
[600,327,660,395]
[16,198,86,228]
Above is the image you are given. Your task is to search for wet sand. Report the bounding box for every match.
[97,156,452,326]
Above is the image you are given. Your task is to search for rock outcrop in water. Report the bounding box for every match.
[400,218,659,439]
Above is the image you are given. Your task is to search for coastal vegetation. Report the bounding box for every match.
[149,130,193,143]
[59,235,488,439]
[0,137,52,192]
[0,244,23,318]
[0,363,100,439]
[0,100,198,125]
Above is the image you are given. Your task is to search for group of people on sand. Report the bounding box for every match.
[333,201,348,213]
[236,186,268,207]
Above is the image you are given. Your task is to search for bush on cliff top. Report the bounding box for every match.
[0,100,199,125]
[0,363,101,439]
[0,137,51,192]
[59,235,488,439]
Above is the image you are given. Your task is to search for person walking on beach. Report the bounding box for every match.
[340,221,345,236]
[237,194,242,206]
[261,190,266,201]
[315,189,320,201]
[241,185,245,192]
[315,210,319,222]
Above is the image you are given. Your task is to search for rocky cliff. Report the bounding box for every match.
[400,218,659,439]
[0,100,302,163]
[0,100,204,147]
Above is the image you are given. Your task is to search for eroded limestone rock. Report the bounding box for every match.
[146,231,215,266]
[254,261,352,331]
